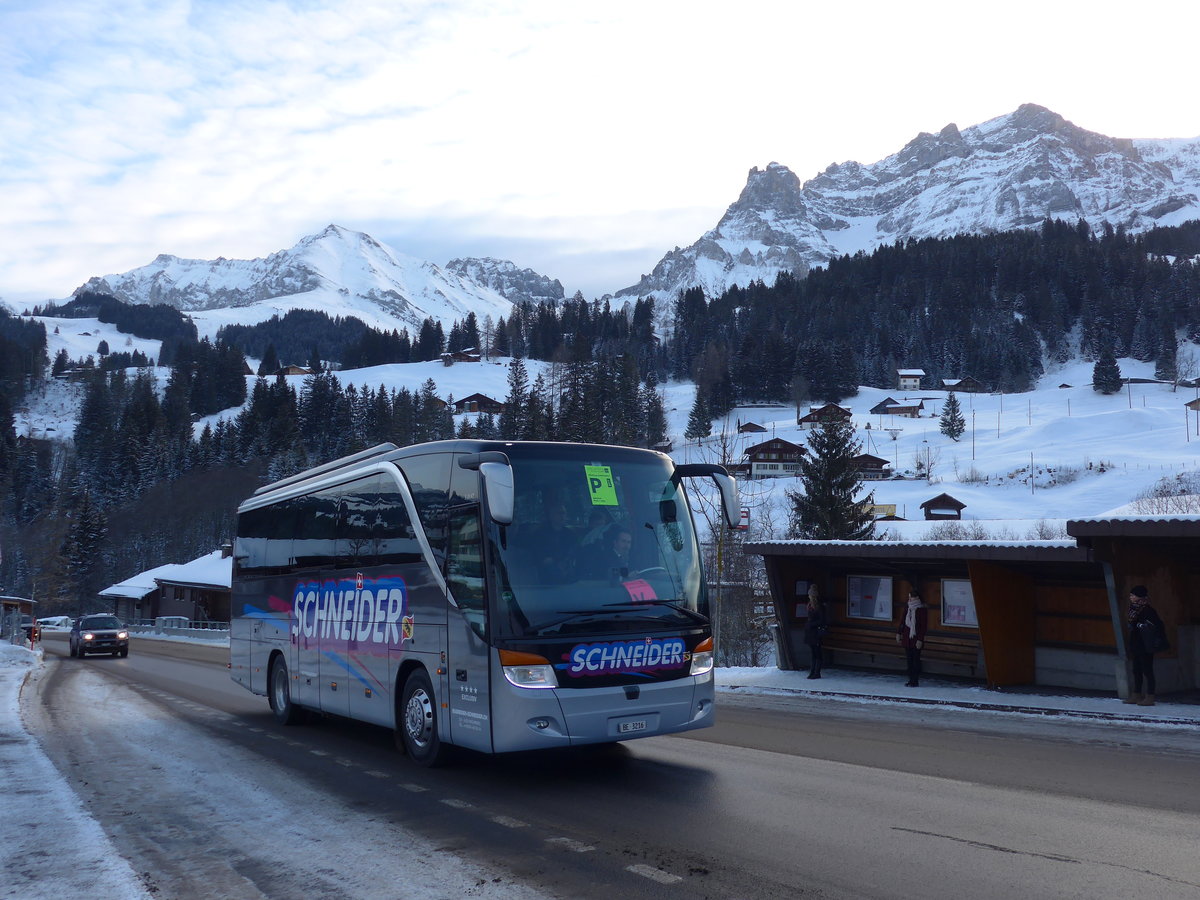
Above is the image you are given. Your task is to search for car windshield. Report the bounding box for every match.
[82,616,123,629]
[486,447,709,639]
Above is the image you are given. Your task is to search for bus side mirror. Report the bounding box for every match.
[713,472,740,529]
[480,461,514,525]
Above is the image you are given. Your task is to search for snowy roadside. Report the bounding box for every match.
[1,642,552,900]
[0,644,153,899]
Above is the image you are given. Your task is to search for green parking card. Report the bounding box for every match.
[584,465,618,505]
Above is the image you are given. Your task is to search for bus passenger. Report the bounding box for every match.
[529,496,579,583]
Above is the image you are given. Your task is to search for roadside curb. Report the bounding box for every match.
[721,684,1200,726]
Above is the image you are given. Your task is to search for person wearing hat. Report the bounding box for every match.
[1125,585,1166,706]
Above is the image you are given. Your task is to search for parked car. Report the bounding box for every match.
[37,615,73,630]
[70,614,130,658]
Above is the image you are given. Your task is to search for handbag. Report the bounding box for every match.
[1136,620,1169,654]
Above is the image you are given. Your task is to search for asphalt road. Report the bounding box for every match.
[30,633,1200,899]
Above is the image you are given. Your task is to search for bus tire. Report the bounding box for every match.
[399,670,446,767]
[269,655,303,726]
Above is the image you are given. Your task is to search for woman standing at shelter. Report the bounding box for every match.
[803,585,827,679]
[1125,585,1166,706]
[896,589,928,687]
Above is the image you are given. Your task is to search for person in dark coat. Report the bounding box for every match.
[803,586,827,679]
[896,589,928,687]
[1125,585,1166,706]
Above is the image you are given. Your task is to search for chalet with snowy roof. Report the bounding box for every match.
[749,514,1200,697]
[797,403,851,429]
[737,421,768,434]
[897,368,925,391]
[851,453,892,480]
[743,438,806,479]
[441,348,482,364]
[453,393,505,414]
[153,548,233,623]
[869,397,900,416]
[920,493,966,520]
[942,375,986,393]
[882,400,924,419]
[99,548,232,624]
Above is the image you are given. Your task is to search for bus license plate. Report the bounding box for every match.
[619,719,647,734]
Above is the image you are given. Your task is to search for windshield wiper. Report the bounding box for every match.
[600,600,709,624]
[528,610,610,634]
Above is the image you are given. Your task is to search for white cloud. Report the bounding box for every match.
[1,0,1197,303]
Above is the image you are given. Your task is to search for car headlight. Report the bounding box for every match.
[83,632,95,641]
[690,637,714,676]
[117,631,128,640]
[498,649,557,689]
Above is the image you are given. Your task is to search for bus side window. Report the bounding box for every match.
[447,463,485,636]
[337,475,378,569]
[397,454,452,571]
[374,479,422,565]
[293,486,340,569]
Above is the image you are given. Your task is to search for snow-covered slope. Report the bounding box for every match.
[617,104,1200,300]
[76,225,522,333]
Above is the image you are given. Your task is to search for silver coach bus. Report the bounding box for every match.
[231,440,739,765]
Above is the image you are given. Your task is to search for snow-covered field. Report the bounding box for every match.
[12,312,1200,538]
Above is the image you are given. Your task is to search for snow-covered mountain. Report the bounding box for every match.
[76,225,525,333]
[443,257,565,305]
[616,104,1200,300]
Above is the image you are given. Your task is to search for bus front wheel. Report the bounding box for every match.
[269,656,303,726]
[399,670,446,767]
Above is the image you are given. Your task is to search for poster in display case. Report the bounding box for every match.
[941,578,978,627]
[847,575,892,620]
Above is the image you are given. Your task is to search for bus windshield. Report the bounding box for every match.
[486,448,708,639]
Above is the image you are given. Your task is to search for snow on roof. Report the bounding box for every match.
[99,562,184,600]
[155,550,232,590]
[897,369,926,376]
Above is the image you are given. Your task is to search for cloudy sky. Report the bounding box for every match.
[2,0,1197,304]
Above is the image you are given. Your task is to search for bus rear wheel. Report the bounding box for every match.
[269,656,303,726]
[399,670,446,767]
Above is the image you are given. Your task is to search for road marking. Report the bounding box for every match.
[399,783,428,793]
[364,770,392,779]
[441,798,473,809]
[546,837,595,853]
[626,864,682,884]
[491,815,528,829]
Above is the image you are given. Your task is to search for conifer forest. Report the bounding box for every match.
[3,218,1200,613]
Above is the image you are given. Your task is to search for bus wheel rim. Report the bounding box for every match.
[405,688,433,747]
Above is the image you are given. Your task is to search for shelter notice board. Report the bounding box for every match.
[847,575,892,620]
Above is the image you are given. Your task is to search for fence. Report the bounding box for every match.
[127,617,230,641]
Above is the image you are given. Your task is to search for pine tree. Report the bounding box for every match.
[1092,343,1123,394]
[787,417,875,540]
[499,357,529,439]
[939,392,966,441]
[684,389,712,441]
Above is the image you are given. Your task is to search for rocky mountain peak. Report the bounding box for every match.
[615,104,1200,303]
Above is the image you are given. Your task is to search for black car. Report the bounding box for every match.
[70,614,130,658]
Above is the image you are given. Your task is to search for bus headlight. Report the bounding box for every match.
[690,637,714,676]
[499,649,558,689]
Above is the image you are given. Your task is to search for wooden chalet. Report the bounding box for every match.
[869,397,899,416]
[453,393,505,414]
[921,493,966,520]
[942,375,986,393]
[743,437,806,479]
[881,400,924,419]
[737,421,768,434]
[797,403,851,429]
[441,348,482,364]
[851,453,892,480]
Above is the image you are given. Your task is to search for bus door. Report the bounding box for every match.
[443,459,493,753]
